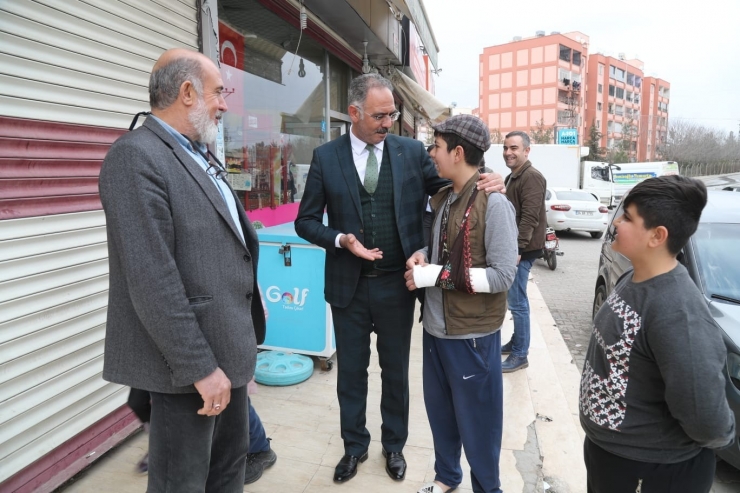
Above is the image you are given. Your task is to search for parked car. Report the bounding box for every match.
[593,190,740,468]
[545,187,609,239]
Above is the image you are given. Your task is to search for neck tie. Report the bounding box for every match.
[364,144,378,194]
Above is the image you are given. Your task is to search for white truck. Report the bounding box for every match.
[611,161,679,206]
[484,144,614,206]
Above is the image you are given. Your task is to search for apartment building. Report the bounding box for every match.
[479,31,590,145]
[480,31,670,162]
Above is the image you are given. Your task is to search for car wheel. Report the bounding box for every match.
[593,284,607,320]
[590,231,604,239]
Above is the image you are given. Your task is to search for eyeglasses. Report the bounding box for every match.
[353,106,400,122]
[369,111,400,122]
[182,135,229,181]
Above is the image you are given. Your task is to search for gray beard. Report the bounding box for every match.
[189,98,219,144]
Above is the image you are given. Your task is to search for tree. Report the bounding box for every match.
[583,119,606,161]
[530,119,554,144]
[606,138,629,164]
[619,117,638,162]
[490,128,503,144]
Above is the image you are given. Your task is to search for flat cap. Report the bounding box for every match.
[432,114,491,152]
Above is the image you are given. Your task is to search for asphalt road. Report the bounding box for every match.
[531,228,740,491]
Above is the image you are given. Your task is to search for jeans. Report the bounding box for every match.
[148,386,249,493]
[248,397,269,453]
[507,258,534,358]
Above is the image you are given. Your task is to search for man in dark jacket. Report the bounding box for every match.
[100,49,265,492]
[501,131,547,372]
[295,74,503,484]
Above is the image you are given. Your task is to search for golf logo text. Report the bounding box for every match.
[266,286,309,310]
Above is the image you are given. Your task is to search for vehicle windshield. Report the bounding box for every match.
[553,190,598,202]
[692,223,740,302]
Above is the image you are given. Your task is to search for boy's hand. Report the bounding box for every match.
[404,252,427,291]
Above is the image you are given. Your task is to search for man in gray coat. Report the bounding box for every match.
[99,48,265,492]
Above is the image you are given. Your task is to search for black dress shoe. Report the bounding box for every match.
[333,451,368,483]
[382,449,406,480]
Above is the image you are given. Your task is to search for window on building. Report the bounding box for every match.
[634,76,642,88]
[596,119,601,128]
[607,138,615,148]
[599,64,604,75]
[557,110,571,124]
[608,84,615,97]
[573,51,582,66]
[216,2,347,211]
[559,68,571,84]
[614,122,623,133]
[609,65,616,79]
[626,90,633,102]
[559,44,572,62]
[626,72,635,86]
[607,120,614,132]
[615,87,624,99]
[615,105,624,116]
[608,103,614,114]
[597,102,602,111]
[615,68,625,82]
[598,83,603,93]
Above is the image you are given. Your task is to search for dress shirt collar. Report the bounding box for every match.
[148,114,207,155]
[349,126,385,157]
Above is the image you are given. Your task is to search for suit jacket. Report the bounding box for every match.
[99,117,265,394]
[295,133,448,308]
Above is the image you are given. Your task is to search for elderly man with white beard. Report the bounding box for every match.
[99,48,266,493]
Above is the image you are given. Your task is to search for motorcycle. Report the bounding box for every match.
[542,227,563,270]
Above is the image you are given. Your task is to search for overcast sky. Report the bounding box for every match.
[422,0,740,135]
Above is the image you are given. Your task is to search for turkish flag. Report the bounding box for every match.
[219,21,244,70]
[220,64,244,113]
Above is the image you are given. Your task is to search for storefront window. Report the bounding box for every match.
[218,0,334,210]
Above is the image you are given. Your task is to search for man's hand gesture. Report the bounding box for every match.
[340,233,383,261]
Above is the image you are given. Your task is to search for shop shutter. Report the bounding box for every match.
[0,0,199,484]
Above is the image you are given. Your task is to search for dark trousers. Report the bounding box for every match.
[128,387,151,423]
[423,330,503,493]
[331,270,416,456]
[148,386,249,493]
[584,438,715,493]
[129,389,267,454]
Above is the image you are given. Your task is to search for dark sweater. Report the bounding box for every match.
[580,264,735,463]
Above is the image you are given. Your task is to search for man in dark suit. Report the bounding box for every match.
[99,48,265,492]
[295,74,503,484]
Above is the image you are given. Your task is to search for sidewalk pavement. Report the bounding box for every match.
[59,277,587,493]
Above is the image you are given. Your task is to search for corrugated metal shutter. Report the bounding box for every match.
[0,0,200,484]
[0,211,116,482]
[0,0,198,128]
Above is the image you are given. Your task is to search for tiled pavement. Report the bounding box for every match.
[59,280,587,493]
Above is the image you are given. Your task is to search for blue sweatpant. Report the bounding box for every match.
[423,329,503,493]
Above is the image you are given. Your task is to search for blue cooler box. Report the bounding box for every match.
[256,221,335,366]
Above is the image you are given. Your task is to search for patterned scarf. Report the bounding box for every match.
[435,185,478,294]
